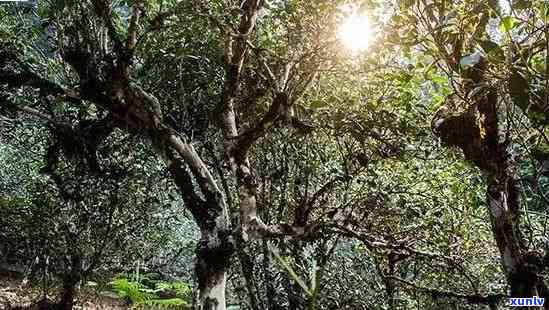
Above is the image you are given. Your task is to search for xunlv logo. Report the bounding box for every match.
[508,296,545,307]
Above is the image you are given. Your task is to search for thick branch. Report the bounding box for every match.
[91,0,123,51]
[165,132,223,204]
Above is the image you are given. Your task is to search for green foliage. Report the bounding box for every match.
[269,244,313,297]
[155,281,192,299]
[111,276,191,308]
[499,16,516,32]
[2,0,549,309]
[111,278,156,304]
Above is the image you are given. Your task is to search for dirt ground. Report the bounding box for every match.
[0,276,128,310]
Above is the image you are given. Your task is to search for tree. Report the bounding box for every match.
[0,112,192,309]
[389,0,549,305]
[2,0,549,309]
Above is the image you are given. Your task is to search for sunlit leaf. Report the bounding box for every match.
[499,16,516,32]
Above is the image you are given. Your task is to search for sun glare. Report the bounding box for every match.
[339,15,373,52]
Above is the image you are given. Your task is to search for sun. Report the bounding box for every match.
[338,15,373,52]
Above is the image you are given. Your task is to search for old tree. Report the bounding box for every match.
[1,0,549,309]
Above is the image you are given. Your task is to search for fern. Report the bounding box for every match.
[111,276,192,308]
[155,281,191,298]
[171,282,191,297]
[110,278,157,303]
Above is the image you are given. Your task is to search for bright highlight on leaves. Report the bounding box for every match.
[339,15,373,52]
[500,16,516,32]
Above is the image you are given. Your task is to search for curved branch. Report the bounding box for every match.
[389,276,507,305]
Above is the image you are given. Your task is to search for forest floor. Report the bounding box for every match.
[0,272,127,310]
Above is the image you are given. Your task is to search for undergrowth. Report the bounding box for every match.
[110,273,191,309]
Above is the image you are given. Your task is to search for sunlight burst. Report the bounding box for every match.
[338,15,373,52]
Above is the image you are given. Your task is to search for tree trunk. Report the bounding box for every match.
[486,179,548,309]
[486,180,532,296]
[165,153,233,310]
[193,227,232,310]
[433,58,548,307]
[56,278,78,310]
[487,180,549,309]
[195,244,229,310]
[56,255,82,310]
[192,207,233,310]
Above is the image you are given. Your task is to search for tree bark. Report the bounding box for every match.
[195,230,231,310]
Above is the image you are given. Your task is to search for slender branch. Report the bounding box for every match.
[333,225,462,262]
[126,0,142,52]
[389,276,507,305]
[17,106,57,123]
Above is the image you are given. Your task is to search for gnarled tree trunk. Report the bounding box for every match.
[433,59,548,306]
[162,138,234,310]
[195,229,232,310]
